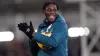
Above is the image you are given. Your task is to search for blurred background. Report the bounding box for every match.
[0,0,100,56]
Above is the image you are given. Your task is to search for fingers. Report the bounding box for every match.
[23,22,28,27]
[17,22,34,39]
[24,22,28,26]
[18,23,23,27]
[19,21,32,27]
[17,21,34,32]
[29,21,35,32]
[18,22,28,27]
[17,22,28,32]
[18,23,23,30]
[30,21,33,27]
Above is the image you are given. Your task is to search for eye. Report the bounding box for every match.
[45,9,57,12]
[45,9,50,12]
[53,9,57,12]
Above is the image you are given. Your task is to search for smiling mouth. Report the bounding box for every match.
[49,15,55,19]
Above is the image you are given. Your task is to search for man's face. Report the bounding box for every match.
[44,4,58,23]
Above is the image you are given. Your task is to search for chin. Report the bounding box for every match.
[47,17,55,23]
[49,20,55,23]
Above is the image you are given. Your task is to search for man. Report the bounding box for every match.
[18,2,68,56]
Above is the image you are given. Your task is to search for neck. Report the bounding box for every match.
[47,21,52,26]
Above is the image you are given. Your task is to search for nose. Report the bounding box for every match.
[49,10,55,15]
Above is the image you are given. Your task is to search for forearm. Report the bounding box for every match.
[28,40,39,56]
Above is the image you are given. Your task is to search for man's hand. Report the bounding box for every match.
[17,21,35,39]
[18,22,28,33]
[28,21,35,35]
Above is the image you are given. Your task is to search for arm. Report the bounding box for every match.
[28,38,39,56]
[34,22,68,47]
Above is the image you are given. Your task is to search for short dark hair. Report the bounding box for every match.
[42,2,59,11]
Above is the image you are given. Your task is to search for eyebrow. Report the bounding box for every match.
[46,7,57,9]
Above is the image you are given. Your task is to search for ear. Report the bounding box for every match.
[56,10,59,14]
[43,10,46,13]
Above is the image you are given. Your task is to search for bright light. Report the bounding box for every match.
[35,29,37,32]
[68,27,80,37]
[68,27,90,37]
[79,27,85,36]
[84,27,90,36]
[0,31,14,42]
